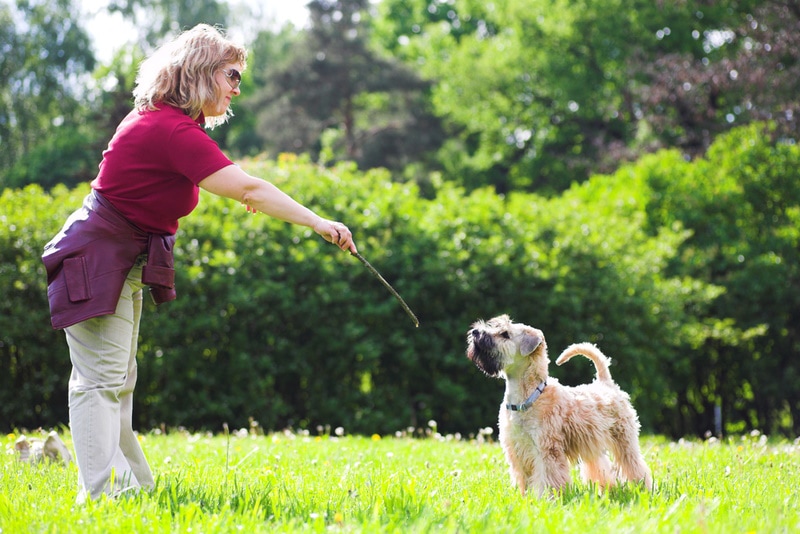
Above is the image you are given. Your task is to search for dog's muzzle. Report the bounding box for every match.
[467,329,503,376]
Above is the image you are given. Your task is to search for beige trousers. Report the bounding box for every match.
[64,258,154,503]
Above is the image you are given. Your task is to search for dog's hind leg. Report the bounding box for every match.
[617,452,652,490]
[610,427,653,490]
[580,454,616,489]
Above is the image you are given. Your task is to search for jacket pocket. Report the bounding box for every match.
[63,257,91,302]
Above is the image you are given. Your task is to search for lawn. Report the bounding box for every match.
[1,427,798,533]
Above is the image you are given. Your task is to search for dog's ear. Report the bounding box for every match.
[519,333,542,356]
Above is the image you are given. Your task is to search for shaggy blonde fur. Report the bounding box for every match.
[466,315,652,497]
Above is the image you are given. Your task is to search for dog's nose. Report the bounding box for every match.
[470,329,481,339]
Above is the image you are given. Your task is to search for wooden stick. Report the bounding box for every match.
[351,251,419,327]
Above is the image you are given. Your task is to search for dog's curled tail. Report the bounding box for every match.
[555,342,613,383]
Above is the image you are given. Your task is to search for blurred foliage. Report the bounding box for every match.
[241,0,445,176]
[211,24,302,157]
[3,125,798,438]
[371,0,794,193]
[3,0,798,195]
[633,1,800,156]
[108,0,229,52]
[0,0,96,189]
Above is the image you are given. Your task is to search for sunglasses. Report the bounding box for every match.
[222,68,242,89]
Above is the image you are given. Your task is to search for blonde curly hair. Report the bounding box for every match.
[133,24,248,129]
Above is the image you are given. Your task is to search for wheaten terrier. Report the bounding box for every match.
[466,314,652,497]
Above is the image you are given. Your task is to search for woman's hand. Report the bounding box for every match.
[313,217,358,254]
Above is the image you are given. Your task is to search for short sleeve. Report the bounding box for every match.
[167,122,234,184]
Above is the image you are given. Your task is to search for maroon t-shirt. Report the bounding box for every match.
[91,104,233,234]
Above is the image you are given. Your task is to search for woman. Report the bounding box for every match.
[42,24,357,503]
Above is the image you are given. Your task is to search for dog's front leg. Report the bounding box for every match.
[531,441,572,497]
[507,450,529,495]
[500,438,529,494]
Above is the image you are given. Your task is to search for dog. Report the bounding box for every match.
[466,314,652,497]
[14,431,72,466]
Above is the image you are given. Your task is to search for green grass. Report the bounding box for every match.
[2,429,798,533]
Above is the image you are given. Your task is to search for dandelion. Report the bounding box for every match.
[334,512,344,524]
[371,434,381,441]
[335,427,345,437]
[278,153,298,164]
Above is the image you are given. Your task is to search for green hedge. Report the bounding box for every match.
[3,125,799,437]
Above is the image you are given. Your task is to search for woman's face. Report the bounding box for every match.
[202,62,243,118]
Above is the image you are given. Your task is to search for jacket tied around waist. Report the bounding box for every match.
[42,189,177,329]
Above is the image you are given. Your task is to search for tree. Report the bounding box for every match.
[108,0,229,52]
[247,0,444,174]
[633,0,800,156]
[0,0,97,189]
[211,22,303,157]
[372,0,790,195]
[372,0,495,56]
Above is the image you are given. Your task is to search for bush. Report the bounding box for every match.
[4,126,797,437]
[0,184,88,428]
